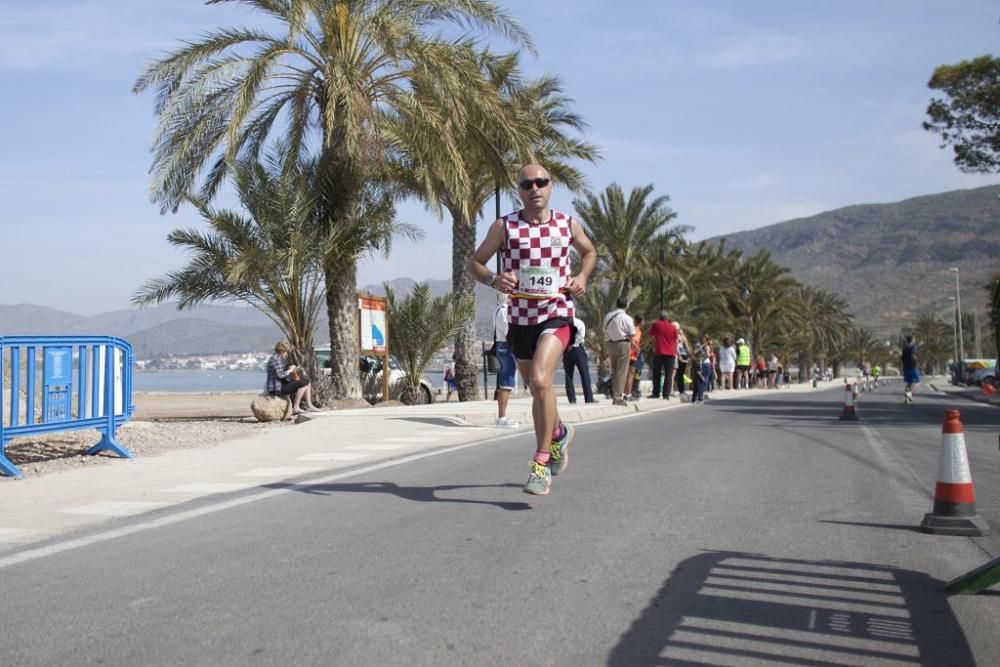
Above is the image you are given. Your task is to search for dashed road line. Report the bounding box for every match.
[158,482,260,494]
[345,443,411,451]
[235,467,323,478]
[61,501,170,517]
[297,452,369,462]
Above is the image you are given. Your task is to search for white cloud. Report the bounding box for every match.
[699,31,806,70]
[0,1,257,72]
[732,173,782,188]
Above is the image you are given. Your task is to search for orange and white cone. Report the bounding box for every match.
[839,384,858,421]
[920,410,990,536]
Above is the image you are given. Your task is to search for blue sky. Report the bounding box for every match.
[1,0,997,315]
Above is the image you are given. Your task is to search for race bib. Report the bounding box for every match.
[516,265,562,299]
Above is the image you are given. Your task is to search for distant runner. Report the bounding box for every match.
[901,336,920,404]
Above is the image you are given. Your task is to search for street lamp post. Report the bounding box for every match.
[658,246,664,312]
[951,267,965,372]
[949,296,958,382]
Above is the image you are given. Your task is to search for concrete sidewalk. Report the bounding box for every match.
[0,380,834,552]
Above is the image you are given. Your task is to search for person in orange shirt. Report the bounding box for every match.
[624,315,644,400]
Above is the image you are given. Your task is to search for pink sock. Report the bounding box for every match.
[533,451,550,465]
[552,423,565,440]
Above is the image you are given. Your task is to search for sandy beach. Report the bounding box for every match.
[3,392,283,479]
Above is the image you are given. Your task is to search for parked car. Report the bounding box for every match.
[967,365,997,388]
[314,347,435,405]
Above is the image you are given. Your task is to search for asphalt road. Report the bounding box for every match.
[2,383,999,666]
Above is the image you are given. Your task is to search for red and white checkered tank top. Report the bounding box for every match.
[502,210,576,326]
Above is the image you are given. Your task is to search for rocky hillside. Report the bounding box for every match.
[710,185,1000,337]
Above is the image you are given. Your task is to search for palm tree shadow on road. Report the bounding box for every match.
[608,550,973,666]
[264,481,532,511]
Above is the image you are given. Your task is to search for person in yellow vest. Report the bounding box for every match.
[736,338,752,389]
[872,363,882,388]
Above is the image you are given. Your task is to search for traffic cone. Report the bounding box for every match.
[920,410,990,536]
[839,384,858,421]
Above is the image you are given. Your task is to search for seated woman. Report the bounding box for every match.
[266,341,320,414]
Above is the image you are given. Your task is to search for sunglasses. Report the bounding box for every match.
[518,177,550,190]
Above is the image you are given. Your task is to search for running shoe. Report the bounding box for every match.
[496,416,520,428]
[523,459,551,495]
[549,423,574,476]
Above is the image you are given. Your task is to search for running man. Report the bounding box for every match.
[468,164,597,495]
[901,336,920,404]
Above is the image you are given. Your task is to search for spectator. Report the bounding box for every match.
[604,296,636,406]
[493,296,519,427]
[736,337,752,389]
[766,353,779,389]
[700,334,716,393]
[563,317,598,404]
[755,354,768,388]
[265,340,319,414]
[718,336,736,390]
[691,346,707,404]
[675,321,691,400]
[443,362,458,402]
[648,310,678,399]
[625,315,644,399]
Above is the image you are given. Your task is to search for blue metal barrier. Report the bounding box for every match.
[1,336,135,478]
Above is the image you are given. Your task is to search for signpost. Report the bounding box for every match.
[358,294,390,402]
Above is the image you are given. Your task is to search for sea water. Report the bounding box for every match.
[134,368,595,393]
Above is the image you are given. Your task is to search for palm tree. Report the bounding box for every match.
[390,51,599,401]
[726,251,798,354]
[840,327,882,369]
[985,272,1000,360]
[385,283,473,404]
[131,145,331,388]
[658,239,738,337]
[907,312,953,374]
[785,285,851,381]
[133,0,531,399]
[573,184,682,298]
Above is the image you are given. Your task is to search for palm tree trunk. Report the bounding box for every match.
[452,210,479,401]
[324,262,362,400]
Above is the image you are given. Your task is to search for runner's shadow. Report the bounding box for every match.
[267,481,532,511]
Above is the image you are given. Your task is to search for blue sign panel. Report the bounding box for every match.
[43,346,73,422]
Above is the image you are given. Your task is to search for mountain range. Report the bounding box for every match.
[709,184,1000,337]
[3,185,998,356]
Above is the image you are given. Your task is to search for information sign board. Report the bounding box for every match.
[43,346,72,422]
[359,296,388,353]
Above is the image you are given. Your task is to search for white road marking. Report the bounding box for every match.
[0,433,523,570]
[345,443,411,451]
[235,467,323,477]
[0,528,35,543]
[297,452,369,461]
[158,483,259,494]
[61,501,169,517]
[383,436,437,443]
